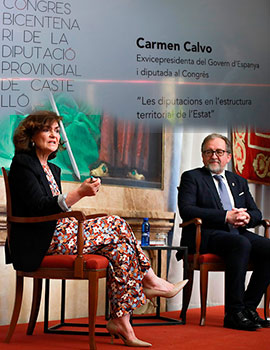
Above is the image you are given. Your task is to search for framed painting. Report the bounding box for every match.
[0,101,163,189]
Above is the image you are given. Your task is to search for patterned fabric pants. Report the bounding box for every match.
[48,215,151,318]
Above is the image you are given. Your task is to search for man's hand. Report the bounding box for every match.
[226,208,250,227]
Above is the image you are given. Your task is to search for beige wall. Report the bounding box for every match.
[0,129,175,325]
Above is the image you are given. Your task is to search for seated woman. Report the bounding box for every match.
[6,111,188,347]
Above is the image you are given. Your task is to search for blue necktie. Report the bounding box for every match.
[214,175,239,234]
[213,175,232,211]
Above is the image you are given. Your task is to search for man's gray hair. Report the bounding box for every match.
[201,133,232,153]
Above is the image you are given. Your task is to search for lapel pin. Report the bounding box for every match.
[232,182,235,186]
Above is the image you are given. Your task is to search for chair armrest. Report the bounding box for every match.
[180,218,202,267]
[8,210,86,224]
[7,211,86,278]
[259,219,270,239]
[180,218,202,228]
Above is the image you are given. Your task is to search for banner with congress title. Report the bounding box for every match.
[232,129,270,185]
[0,0,269,128]
[0,0,269,184]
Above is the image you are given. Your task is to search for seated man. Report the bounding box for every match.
[178,133,270,331]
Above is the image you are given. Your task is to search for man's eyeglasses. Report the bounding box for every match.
[202,149,227,157]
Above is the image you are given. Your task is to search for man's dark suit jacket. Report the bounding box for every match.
[5,152,63,272]
[178,167,262,254]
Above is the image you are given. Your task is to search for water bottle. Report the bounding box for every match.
[141,218,150,246]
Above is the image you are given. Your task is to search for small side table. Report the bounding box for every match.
[130,245,188,326]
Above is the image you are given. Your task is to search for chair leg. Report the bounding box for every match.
[88,272,99,350]
[180,267,194,324]
[27,278,43,335]
[264,284,270,320]
[200,264,209,326]
[5,274,24,343]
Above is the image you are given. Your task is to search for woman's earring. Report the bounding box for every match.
[31,141,35,147]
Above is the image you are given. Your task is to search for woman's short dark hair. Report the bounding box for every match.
[201,133,232,154]
[13,110,63,159]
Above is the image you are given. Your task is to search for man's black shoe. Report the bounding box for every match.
[244,308,270,328]
[224,311,259,331]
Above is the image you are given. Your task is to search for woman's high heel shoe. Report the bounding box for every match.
[143,279,189,307]
[106,319,152,347]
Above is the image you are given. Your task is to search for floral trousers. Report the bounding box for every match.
[48,215,151,318]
